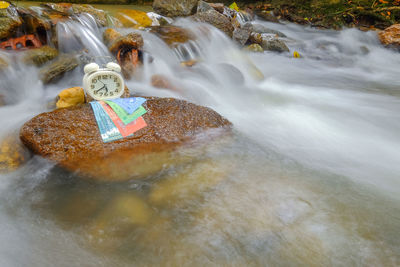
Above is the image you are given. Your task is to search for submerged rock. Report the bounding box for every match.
[22,46,59,67]
[0,55,8,71]
[153,0,198,17]
[244,43,263,53]
[193,9,234,37]
[378,24,400,48]
[150,26,194,46]
[149,159,229,208]
[39,54,80,84]
[56,87,85,109]
[20,97,232,181]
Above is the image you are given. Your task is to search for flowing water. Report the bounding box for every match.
[0,7,399,267]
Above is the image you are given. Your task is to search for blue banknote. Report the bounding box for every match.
[107,97,147,115]
[90,101,123,143]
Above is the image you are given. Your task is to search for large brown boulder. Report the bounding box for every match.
[378,24,400,48]
[20,97,232,181]
[153,0,198,17]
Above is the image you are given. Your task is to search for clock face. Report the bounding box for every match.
[86,71,124,100]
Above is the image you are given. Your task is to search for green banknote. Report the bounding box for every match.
[105,101,147,125]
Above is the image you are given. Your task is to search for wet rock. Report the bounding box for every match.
[0,5,23,39]
[150,26,194,46]
[118,49,140,79]
[233,24,252,45]
[107,32,143,78]
[0,55,8,71]
[153,0,198,17]
[249,23,286,37]
[102,28,122,46]
[244,43,263,53]
[22,46,59,67]
[151,74,179,91]
[20,97,232,181]
[180,59,197,67]
[209,3,225,13]
[56,87,85,109]
[108,32,144,54]
[0,135,30,172]
[262,37,289,53]
[39,55,80,84]
[378,24,400,48]
[257,10,280,23]
[250,33,289,53]
[40,3,107,27]
[193,9,234,37]
[72,4,107,26]
[115,9,153,29]
[17,7,52,44]
[197,0,213,13]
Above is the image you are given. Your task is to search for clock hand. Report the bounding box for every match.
[94,84,106,94]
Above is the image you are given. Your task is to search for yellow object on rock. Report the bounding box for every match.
[0,1,10,9]
[293,51,301,58]
[229,2,239,11]
[0,136,29,172]
[116,9,153,29]
[56,87,85,109]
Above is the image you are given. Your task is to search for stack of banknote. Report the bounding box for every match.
[90,97,147,143]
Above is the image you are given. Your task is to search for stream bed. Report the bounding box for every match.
[0,3,399,266]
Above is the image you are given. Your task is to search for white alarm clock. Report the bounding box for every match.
[83,62,125,101]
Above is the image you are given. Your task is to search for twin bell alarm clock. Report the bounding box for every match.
[83,62,124,101]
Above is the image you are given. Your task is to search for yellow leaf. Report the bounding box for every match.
[293,51,301,58]
[229,2,239,11]
[0,1,10,9]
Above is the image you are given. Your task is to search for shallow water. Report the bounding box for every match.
[0,6,399,267]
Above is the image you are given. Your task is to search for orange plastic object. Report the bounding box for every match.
[0,34,42,50]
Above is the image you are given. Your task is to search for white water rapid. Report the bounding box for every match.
[0,13,399,266]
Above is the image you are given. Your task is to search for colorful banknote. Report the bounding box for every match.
[105,100,147,125]
[90,101,123,143]
[99,101,147,137]
[107,97,146,115]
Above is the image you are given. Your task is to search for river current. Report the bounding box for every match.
[0,8,399,267]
